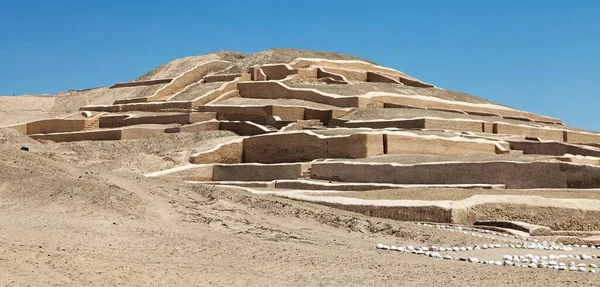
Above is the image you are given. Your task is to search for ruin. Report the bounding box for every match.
[5,49,600,246]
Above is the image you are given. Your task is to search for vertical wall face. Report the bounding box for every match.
[327,133,384,159]
[256,64,298,80]
[310,161,589,189]
[190,140,243,164]
[212,163,305,181]
[26,119,88,135]
[493,123,564,141]
[385,134,500,155]
[243,132,328,163]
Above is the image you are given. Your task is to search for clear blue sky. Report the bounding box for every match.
[1,0,598,130]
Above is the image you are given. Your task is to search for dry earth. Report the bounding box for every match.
[1,48,599,286]
[0,128,597,286]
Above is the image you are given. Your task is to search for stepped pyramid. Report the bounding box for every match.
[6,48,600,240]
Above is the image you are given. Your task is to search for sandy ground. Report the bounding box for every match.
[0,128,598,286]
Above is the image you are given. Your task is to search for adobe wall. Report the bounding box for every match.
[197,105,271,124]
[243,131,385,163]
[110,79,172,89]
[179,121,221,132]
[212,163,306,181]
[30,129,122,142]
[374,94,562,124]
[493,123,564,141]
[190,80,239,107]
[120,127,166,140]
[288,58,410,78]
[564,131,600,145]
[148,60,232,102]
[385,133,503,155]
[304,108,333,125]
[454,203,600,231]
[366,72,401,84]
[80,105,122,113]
[317,202,453,223]
[250,64,298,81]
[6,123,28,134]
[243,132,328,163]
[317,68,355,82]
[397,75,435,88]
[265,106,306,121]
[237,81,364,108]
[219,121,273,136]
[99,115,131,128]
[120,101,193,112]
[122,113,191,127]
[202,74,241,83]
[342,118,484,133]
[310,161,600,189]
[190,139,243,164]
[26,119,87,135]
[327,133,384,158]
[99,113,215,128]
[508,140,600,157]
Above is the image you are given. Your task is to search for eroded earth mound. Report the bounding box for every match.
[3,49,600,285]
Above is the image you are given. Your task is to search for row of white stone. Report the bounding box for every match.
[415,222,600,250]
[376,243,599,273]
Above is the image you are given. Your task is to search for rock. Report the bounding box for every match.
[468,257,479,263]
[376,243,384,249]
[503,260,513,266]
[81,111,93,118]
[443,255,453,260]
[590,264,598,268]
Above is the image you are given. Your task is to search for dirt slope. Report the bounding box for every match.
[0,128,595,286]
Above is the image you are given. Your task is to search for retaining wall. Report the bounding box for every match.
[508,140,600,157]
[564,131,600,145]
[110,79,172,89]
[237,81,365,108]
[493,123,564,141]
[212,163,307,181]
[190,139,244,164]
[385,133,505,155]
[342,118,485,133]
[310,161,600,189]
[366,72,401,84]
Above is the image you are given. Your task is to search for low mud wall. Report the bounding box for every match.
[190,139,243,164]
[243,131,383,163]
[110,79,172,89]
[342,118,485,133]
[22,118,88,135]
[509,140,600,157]
[455,203,600,231]
[367,72,401,84]
[237,81,365,108]
[385,133,503,155]
[30,129,123,142]
[212,163,306,181]
[493,123,564,141]
[318,202,453,223]
[311,161,600,189]
[564,130,600,145]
